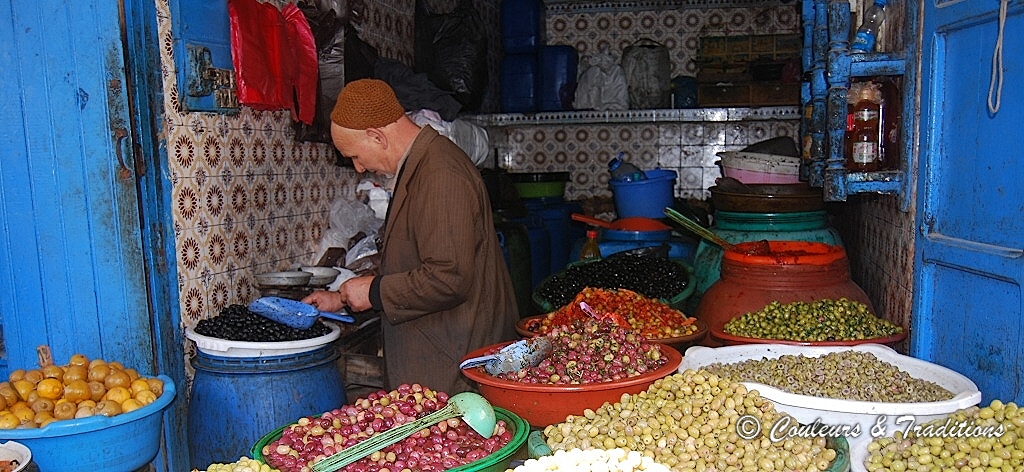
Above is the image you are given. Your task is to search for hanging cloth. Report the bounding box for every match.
[228,0,317,124]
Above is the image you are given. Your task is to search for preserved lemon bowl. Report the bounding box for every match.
[0,375,175,472]
[461,342,682,428]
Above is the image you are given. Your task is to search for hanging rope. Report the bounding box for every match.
[987,0,1008,114]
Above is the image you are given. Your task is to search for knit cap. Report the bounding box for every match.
[330,79,406,130]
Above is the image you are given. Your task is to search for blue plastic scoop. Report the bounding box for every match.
[248,296,355,329]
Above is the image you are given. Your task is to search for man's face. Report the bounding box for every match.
[330,123,388,175]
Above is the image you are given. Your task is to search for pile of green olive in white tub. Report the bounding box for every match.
[680,343,984,472]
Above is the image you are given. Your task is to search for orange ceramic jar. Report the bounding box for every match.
[695,240,874,346]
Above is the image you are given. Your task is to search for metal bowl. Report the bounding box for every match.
[254,271,312,288]
[709,182,824,213]
[299,266,341,286]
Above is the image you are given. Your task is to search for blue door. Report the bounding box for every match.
[0,1,186,470]
[913,0,1023,404]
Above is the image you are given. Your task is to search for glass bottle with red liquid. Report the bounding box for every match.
[845,82,883,172]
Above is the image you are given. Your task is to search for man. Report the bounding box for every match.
[303,79,519,394]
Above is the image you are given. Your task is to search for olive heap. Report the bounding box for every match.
[195,304,332,342]
[543,369,839,472]
[508,447,671,471]
[536,252,689,309]
[194,457,280,472]
[723,298,903,341]
[864,399,1024,471]
[702,351,954,403]
[526,287,700,340]
[262,384,514,472]
[492,318,666,384]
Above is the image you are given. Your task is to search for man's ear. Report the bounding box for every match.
[365,127,387,148]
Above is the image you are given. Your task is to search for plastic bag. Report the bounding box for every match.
[293,2,377,143]
[315,196,384,266]
[414,0,488,111]
[228,0,317,123]
[621,38,672,109]
[407,109,489,165]
[574,46,629,111]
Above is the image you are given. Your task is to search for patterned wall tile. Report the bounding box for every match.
[152,0,913,352]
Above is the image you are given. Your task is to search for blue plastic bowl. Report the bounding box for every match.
[0,375,175,472]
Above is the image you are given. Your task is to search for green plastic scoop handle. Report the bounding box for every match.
[310,392,496,472]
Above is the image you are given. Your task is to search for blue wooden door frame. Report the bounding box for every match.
[123,0,189,470]
[912,0,1024,404]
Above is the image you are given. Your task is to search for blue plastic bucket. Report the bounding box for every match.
[609,169,678,219]
[0,375,175,472]
[187,345,346,468]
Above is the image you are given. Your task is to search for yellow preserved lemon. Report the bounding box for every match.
[11,379,34,402]
[146,378,164,397]
[36,378,63,400]
[0,411,20,429]
[103,386,132,404]
[63,379,90,403]
[130,378,151,396]
[120,398,143,413]
[52,400,76,420]
[134,389,157,406]
[68,353,89,367]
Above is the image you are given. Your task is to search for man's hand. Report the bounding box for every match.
[302,290,346,313]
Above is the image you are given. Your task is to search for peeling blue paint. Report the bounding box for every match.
[76,87,89,110]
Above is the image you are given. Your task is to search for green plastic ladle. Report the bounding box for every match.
[310,392,496,472]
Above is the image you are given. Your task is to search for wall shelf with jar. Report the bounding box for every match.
[801,0,916,211]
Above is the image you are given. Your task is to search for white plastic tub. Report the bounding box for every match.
[717,151,801,184]
[680,343,981,470]
[184,320,341,357]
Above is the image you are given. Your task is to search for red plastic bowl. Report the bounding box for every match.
[460,341,682,427]
[709,327,907,347]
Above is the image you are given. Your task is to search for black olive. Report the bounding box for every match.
[536,253,689,308]
[194,304,331,342]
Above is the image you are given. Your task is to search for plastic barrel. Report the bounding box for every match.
[496,220,537,317]
[501,54,538,113]
[501,0,542,54]
[523,197,585,275]
[537,45,578,112]
[510,214,551,291]
[187,345,346,468]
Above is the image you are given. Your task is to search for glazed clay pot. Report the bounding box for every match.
[695,240,874,347]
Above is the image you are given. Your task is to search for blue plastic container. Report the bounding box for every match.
[610,168,678,219]
[501,54,538,113]
[501,0,543,54]
[188,345,346,468]
[0,375,175,472]
[523,197,585,275]
[537,45,578,112]
[510,214,551,291]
